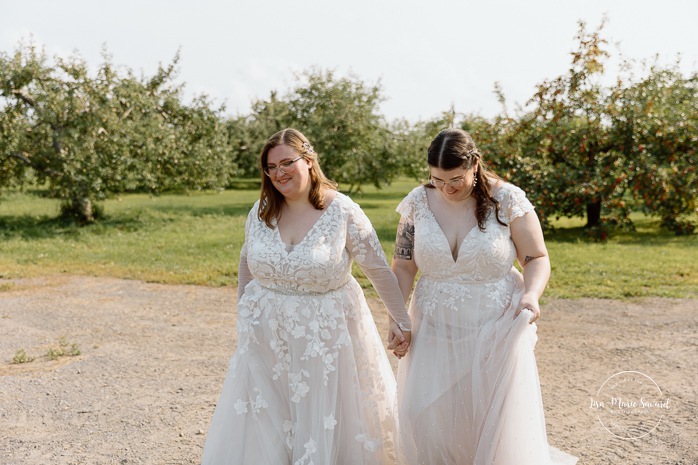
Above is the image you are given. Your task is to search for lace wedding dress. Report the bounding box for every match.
[395,184,577,465]
[201,193,411,465]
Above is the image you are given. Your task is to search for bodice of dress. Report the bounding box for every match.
[396,184,534,283]
[240,192,411,330]
[245,197,352,295]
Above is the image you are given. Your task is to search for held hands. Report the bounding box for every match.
[515,292,541,324]
[387,319,412,359]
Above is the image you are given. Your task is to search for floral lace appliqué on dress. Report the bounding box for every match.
[395,184,578,465]
[202,193,406,465]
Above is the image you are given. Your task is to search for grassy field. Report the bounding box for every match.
[1,179,696,299]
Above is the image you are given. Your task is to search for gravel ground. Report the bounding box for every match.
[1,275,696,465]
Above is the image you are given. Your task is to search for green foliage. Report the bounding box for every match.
[503,20,621,229]
[225,91,290,179]
[609,64,698,233]
[56,336,81,357]
[399,107,461,182]
[11,348,34,364]
[227,70,399,192]
[45,347,64,360]
[0,41,231,223]
[499,20,697,235]
[285,69,399,191]
[386,118,429,182]
[8,338,80,364]
[1,27,696,235]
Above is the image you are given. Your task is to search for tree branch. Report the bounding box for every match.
[9,151,33,166]
[11,89,36,107]
[8,151,60,176]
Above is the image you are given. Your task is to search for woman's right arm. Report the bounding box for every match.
[237,242,252,301]
[391,216,419,303]
[237,205,258,301]
[389,216,418,357]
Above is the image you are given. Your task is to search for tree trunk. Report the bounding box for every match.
[62,196,95,223]
[585,200,601,228]
[75,197,95,223]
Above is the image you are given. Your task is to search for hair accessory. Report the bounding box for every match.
[302,142,315,154]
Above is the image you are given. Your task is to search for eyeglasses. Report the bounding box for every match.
[429,176,467,189]
[264,157,303,177]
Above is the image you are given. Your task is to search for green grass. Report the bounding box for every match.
[1,180,696,299]
[544,215,698,298]
[0,188,258,286]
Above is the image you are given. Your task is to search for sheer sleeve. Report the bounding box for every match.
[237,243,252,301]
[236,204,257,301]
[345,199,412,331]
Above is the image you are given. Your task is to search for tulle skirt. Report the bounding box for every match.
[201,279,398,465]
[396,273,577,465]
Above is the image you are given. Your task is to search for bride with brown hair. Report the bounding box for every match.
[201,128,411,464]
[392,128,577,464]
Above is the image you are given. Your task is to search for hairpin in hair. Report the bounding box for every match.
[302,142,315,154]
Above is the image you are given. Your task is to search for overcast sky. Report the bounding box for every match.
[2,0,697,122]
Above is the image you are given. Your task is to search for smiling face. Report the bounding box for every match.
[429,164,477,201]
[266,144,313,201]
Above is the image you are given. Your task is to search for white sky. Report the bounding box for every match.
[2,0,697,122]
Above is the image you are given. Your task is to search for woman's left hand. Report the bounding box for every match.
[387,319,411,358]
[516,292,541,324]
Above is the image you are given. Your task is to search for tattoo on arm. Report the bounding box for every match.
[523,255,543,266]
[394,218,415,260]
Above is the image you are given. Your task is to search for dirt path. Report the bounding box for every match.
[1,275,696,464]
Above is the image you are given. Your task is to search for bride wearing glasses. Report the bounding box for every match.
[201,128,412,464]
[391,128,577,464]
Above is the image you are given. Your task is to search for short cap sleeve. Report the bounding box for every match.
[395,187,423,220]
[498,184,535,223]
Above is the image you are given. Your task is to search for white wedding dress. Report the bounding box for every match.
[395,184,577,465]
[201,193,411,465]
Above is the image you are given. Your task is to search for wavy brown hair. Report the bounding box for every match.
[426,128,506,230]
[258,128,338,228]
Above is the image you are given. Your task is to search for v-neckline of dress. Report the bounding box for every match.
[275,195,338,254]
[421,187,479,263]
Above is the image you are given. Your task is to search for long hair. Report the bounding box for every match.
[426,128,506,230]
[258,128,337,228]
